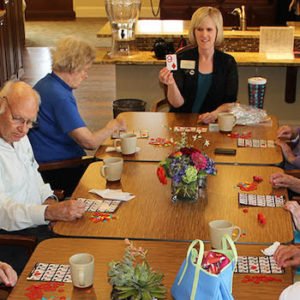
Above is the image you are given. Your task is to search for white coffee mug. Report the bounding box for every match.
[114,133,137,155]
[218,112,236,133]
[69,253,94,288]
[209,220,241,249]
[101,157,123,181]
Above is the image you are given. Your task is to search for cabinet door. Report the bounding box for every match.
[3,0,15,80]
[0,15,8,86]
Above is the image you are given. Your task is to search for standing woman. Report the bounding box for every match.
[159,7,238,124]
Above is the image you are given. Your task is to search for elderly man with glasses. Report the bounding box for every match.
[0,80,85,274]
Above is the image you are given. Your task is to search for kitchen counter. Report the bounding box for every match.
[95,48,300,67]
[97,20,300,52]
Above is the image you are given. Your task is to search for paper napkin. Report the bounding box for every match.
[261,241,280,256]
[89,189,135,201]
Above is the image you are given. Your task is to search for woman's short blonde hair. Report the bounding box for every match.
[51,36,96,73]
[189,6,224,47]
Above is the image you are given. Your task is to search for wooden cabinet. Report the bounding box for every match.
[24,0,75,20]
[0,0,25,87]
[160,0,278,27]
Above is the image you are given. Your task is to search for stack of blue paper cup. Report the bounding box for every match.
[248,77,267,109]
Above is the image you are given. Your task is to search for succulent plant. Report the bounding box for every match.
[108,239,166,300]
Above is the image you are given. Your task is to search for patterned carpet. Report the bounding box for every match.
[25,18,111,47]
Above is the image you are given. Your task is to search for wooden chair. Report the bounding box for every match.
[0,234,37,299]
[38,156,98,198]
[38,155,97,172]
[151,98,169,112]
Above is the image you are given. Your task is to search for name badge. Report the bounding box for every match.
[180,60,196,69]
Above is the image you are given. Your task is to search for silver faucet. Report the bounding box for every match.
[231,5,247,31]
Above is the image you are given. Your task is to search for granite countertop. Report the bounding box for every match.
[97,19,300,39]
[95,48,300,66]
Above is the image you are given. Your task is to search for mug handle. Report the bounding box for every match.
[232,115,237,127]
[100,165,107,178]
[231,226,241,242]
[79,270,85,287]
[113,139,121,148]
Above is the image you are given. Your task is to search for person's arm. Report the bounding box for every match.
[277,125,296,139]
[270,172,300,193]
[159,67,184,108]
[274,244,300,267]
[69,118,126,150]
[275,139,299,166]
[43,200,85,222]
[0,262,17,287]
[197,103,234,124]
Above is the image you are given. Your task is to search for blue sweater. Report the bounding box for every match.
[29,72,86,163]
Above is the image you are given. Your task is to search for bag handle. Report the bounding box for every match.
[221,234,238,267]
[177,239,204,300]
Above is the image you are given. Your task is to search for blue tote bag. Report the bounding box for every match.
[171,234,237,300]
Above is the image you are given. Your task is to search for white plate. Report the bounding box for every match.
[116,146,140,154]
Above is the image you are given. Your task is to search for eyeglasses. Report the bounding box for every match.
[2,96,38,129]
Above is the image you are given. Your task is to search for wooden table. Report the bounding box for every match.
[53,162,293,243]
[95,112,282,165]
[8,238,293,300]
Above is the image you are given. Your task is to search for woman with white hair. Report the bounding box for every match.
[29,36,126,196]
[159,7,238,124]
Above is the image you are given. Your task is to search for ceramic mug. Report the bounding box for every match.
[69,253,94,288]
[114,133,137,155]
[208,220,241,249]
[101,157,123,181]
[218,112,236,133]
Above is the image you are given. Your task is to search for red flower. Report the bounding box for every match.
[180,147,200,156]
[157,166,167,185]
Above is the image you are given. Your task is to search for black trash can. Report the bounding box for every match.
[112,99,147,118]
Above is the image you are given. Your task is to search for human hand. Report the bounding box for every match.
[284,201,300,231]
[197,111,218,124]
[277,125,293,139]
[275,138,285,148]
[44,200,86,222]
[274,244,300,268]
[0,262,17,287]
[159,67,175,86]
[105,118,127,133]
[270,173,300,188]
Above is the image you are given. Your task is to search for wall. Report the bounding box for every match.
[73,0,160,18]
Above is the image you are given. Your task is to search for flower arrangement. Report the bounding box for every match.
[157,130,217,202]
[108,239,166,300]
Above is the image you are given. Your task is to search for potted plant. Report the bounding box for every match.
[108,239,166,300]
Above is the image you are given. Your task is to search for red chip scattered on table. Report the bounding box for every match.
[241,275,282,284]
[25,282,65,300]
[237,175,263,191]
[149,137,173,146]
[90,212,117,223]
[228,131,252,139]
[253,176,263,183]
[237,181,258,191]
[257,212,267,225]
